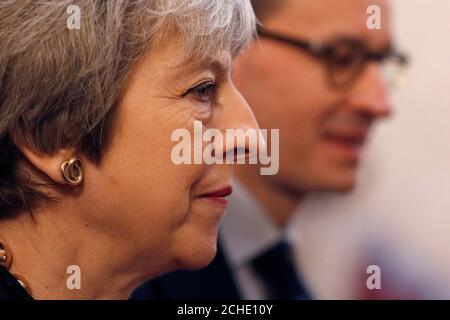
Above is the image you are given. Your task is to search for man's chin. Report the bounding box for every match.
[297,169,358,194]
[320,171,358,193]
[331,179,357,193]
[315,159,360,192]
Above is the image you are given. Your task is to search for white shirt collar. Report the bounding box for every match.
[220,180,284,268]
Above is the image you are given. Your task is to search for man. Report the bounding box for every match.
[131,0,407,299]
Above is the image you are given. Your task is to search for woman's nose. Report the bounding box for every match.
[214,82,261,164]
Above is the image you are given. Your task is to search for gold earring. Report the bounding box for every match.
[0,242,12,269]
[0,242,31,295]
[61,158,84,186]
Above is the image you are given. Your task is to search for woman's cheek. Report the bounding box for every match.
[193,105,212,122]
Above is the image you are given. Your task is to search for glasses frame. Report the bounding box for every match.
[257,26,409,88]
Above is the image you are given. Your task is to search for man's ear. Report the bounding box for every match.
[15,143,77,185]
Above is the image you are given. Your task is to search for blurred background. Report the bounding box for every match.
[290,0,450,299]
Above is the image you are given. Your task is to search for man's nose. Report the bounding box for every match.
[346,62,393,119]
[215,82,261,163]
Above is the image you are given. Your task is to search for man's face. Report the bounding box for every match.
[233,0,392,193]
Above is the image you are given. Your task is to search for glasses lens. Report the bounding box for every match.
[326,42,365,87]
[381,56,408,88]
[327,44,409,89]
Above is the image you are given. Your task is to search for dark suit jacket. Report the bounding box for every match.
[131,242,242,300]
[0,266,33,300]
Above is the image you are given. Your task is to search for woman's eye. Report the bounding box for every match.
[184,81,217,104]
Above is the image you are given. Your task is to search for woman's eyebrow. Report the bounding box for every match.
[167,55,232,83]
[205,58,232,76]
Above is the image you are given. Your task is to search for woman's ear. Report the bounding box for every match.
[15,143,77,185]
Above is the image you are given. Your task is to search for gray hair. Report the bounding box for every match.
[0,0,256,214]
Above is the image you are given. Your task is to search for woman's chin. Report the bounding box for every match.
[172,233,219,270]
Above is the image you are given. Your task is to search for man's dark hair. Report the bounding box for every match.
[251,0,284,21]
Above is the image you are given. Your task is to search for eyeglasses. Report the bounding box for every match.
[257,26,409,89]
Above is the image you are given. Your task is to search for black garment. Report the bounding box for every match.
[0,266,33,300]
[131,239,312,300]
[131,242,242,299]
[250,241,311,300]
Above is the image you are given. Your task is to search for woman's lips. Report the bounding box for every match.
[201,186,233,206]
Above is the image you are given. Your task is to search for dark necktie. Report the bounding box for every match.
[250,241,311,300]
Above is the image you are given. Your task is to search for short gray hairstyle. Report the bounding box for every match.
[0,0,256,214]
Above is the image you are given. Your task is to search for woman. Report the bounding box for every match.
[0,0,258,299]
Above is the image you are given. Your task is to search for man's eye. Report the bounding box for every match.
[184,81,217,103]
[331,51,360,68]
[326,43,364,69]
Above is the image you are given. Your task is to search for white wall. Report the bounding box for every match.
[294,0,450,299]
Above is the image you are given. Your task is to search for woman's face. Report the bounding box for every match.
[82,38,259,275]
